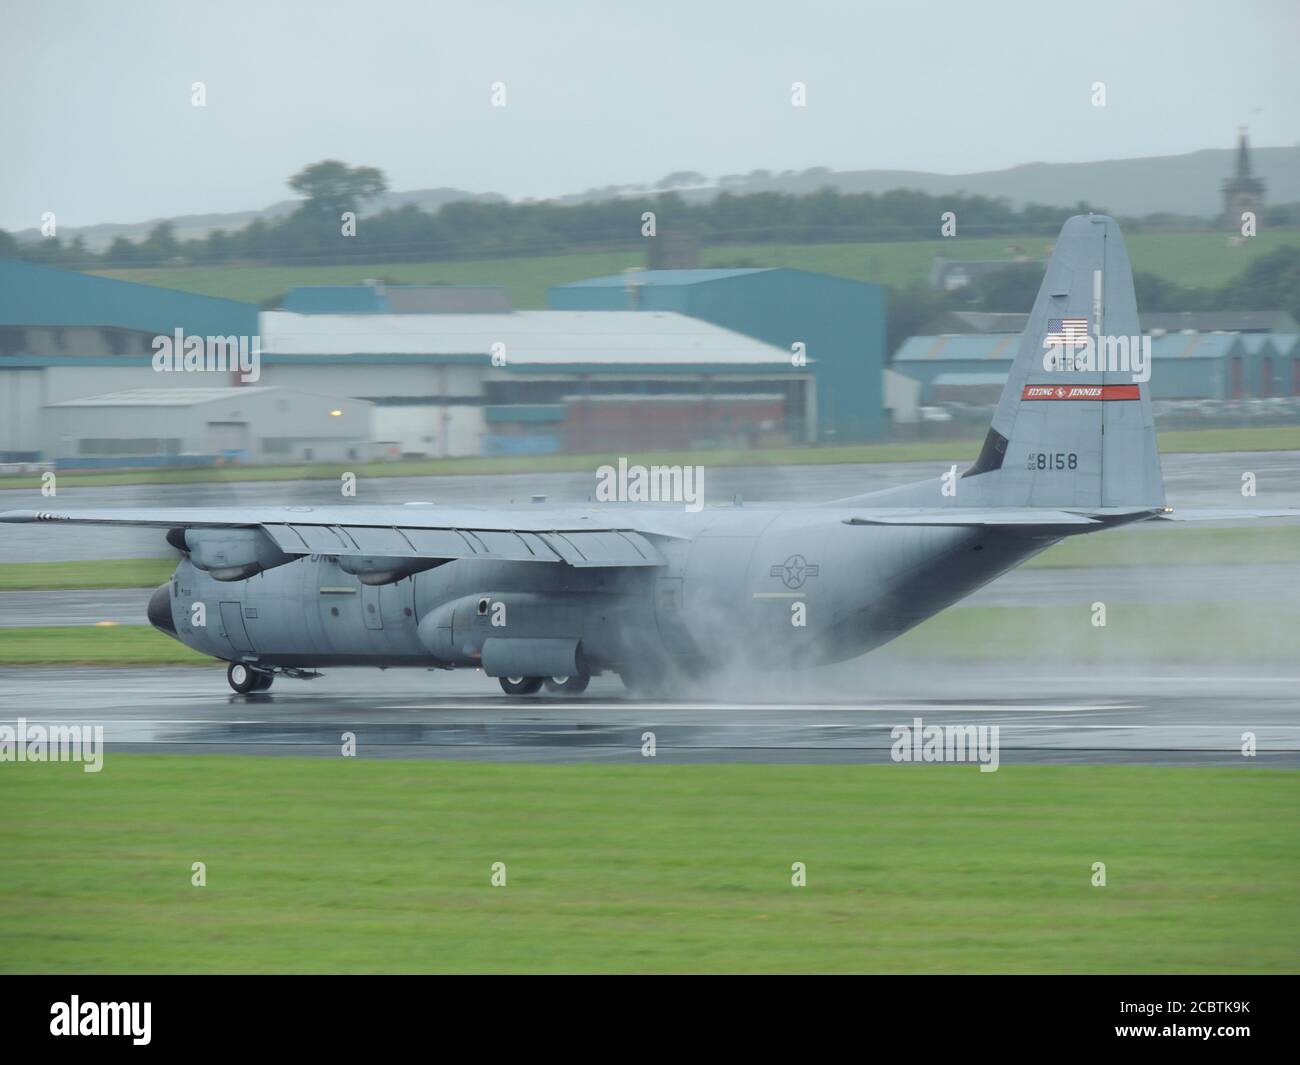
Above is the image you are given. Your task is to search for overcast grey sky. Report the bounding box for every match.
[2,0,1297,231]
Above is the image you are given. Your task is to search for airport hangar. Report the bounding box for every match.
[41,388,374,467]
[0,260,888,465]
[892,317,1300,409]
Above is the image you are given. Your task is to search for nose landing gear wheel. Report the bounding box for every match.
[544,675,590,694]
[499,676,544,696]
[228,663,273,693]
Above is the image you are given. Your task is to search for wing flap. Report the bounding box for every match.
[396,527,486,558]
[539,530,663,567]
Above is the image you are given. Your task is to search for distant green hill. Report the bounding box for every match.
[95,226,1300,308]
[32,144,1300,252]
[690,146,1300,219]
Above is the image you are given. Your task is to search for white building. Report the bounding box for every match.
[43,387,373,466]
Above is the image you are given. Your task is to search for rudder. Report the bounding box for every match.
[960,214,1165,509]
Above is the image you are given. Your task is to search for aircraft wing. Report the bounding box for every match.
[0,504,667,532]
[0,506,669,568]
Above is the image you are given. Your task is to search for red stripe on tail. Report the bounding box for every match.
[1021,384,1141,401]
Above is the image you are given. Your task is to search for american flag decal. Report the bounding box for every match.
[1045,317,1089,344]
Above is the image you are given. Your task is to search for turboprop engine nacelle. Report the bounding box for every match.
[337,556,446,586]
[184,527,294,582]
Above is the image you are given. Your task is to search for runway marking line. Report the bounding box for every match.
[378,702,1145,713]
[56,717,1300,745]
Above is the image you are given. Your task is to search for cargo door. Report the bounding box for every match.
[219,600,255,653]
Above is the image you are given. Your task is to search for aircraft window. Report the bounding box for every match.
[477,596,490,616]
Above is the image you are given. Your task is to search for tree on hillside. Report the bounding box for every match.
[288,160,388,219]
[139,221,180,262]
[1133,272,1206,313]
[655,170,707,190]
[971,263,1046,311]
[1224,245,1300,321]
[886,283,954,355]
[105,236,140,265]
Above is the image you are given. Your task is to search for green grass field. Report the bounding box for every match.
[94,227,1300,307]
[0,557,177,591]
[0,625,210,665]
[2,426,1298,490]
[1,757,1294,973]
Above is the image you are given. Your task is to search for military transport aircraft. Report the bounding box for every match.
[3,215,1296,696]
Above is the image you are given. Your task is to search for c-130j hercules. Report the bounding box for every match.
[4,216,1296,696]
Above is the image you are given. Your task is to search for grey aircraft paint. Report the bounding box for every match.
[3,216,1297,695]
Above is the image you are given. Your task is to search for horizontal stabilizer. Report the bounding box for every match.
[841,507,1154,528]
[1152,508,1300,523]
[843,504,1300,531]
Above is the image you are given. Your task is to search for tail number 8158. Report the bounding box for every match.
[1027,452,1078,470]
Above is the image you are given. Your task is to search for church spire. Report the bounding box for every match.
[1236,126,1253,180]
[1221,126,1265,227]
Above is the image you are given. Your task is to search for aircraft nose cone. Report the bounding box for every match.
[147,584,176,636]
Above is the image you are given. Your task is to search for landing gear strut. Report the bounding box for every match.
[228,662,273,694]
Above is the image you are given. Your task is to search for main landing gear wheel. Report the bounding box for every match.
[499,676,544,696]
[252,671,274,691]
[227,662,260,694]
[544,675,590,694]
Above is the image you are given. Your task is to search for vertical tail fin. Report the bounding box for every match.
[961,214,1165,509]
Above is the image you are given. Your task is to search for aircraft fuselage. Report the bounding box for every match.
[150,506,1050,682]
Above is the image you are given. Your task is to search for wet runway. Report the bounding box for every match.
[2,661,1296,766]
[3,454,1295,766]
[2,449,1298,561]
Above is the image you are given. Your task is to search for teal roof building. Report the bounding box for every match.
[892,331,1297,401]
[0,259,258,344]
[550,268,887,441]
